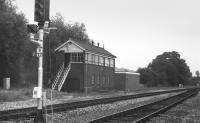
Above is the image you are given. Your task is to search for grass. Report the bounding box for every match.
[0,86,187,103]
[0,88,32,102]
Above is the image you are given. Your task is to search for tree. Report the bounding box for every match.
[149,51,192,86]
[50,13,90,46]
[190,70,200,86]
[196,70,200,78]
[0,0,30,87]
[137,67,158,87]
[137,51,192,87]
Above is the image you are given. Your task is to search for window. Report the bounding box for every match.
[71,53,77,62]
[110,59,114,67]
[99,56,104,66]
[92,55,95,64]
[87,53,92,64]
[77,54,83,62]
[95,55,99,65]
[85,53,114,67]
[71,53,83,62]
[105,58,109,67]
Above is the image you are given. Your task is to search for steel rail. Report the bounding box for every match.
[0,87,197,121]
[86,88,199,123]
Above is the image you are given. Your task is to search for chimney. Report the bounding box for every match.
[103,44,104,49]
[92,40,94,45]
[97,42,100,47]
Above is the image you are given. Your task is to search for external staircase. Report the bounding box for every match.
[52,62,71,91]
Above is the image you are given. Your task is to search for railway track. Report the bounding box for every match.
[86,88,199,123]
[0,87,197,121]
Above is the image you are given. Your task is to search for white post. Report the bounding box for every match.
[34,23,45,123]
[37,28,43,110]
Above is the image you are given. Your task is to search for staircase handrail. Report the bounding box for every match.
[52,62,64,89]
[58,63,71,91]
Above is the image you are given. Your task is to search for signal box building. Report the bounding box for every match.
[53,39,116,92]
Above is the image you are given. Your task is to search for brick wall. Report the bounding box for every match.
[84,64,115,92]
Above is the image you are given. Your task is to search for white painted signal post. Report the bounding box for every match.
[27,0,56,122]
[31,22,45,123]
[32,0,50,122]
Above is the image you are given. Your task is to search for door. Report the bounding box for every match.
[64,53,70,67]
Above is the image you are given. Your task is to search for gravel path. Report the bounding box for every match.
[148,92,200,123]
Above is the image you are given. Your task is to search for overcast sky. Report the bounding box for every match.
[15,0,200,75]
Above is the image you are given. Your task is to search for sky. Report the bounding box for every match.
[15,0,200,75]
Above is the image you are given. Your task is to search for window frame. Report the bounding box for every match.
[87,53,92,64]
[110,59,114,67]
[99,56,104,66]
[105,57,109,67]
[70,53,84,63]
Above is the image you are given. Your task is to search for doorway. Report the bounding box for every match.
[64,53,70,67]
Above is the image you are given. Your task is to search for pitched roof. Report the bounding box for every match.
[55,39,116,58]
